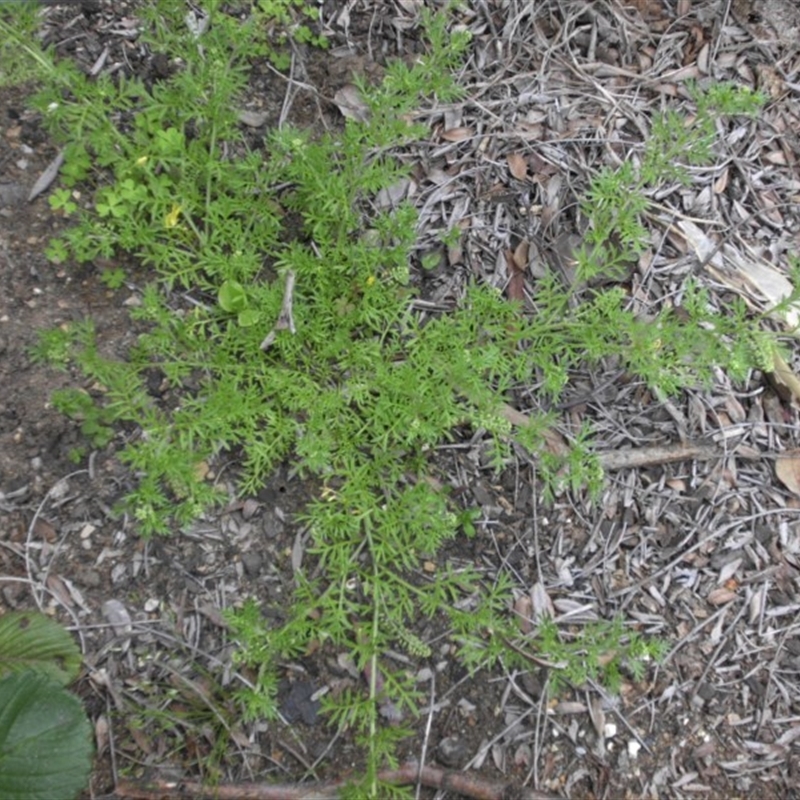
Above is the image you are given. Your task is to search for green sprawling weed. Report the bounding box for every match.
[3,0,791,793]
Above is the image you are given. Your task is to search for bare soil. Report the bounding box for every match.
[3,2,800,799]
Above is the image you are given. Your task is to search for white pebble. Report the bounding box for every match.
[80,524,96,539]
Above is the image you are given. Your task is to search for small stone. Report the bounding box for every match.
[241,551,263,577]
[457,697,476,715]
[80,523,96,539]
[241,497,260,520]
[415,667,434,683]
[75,567,101,588]
[238,109,270,128]
[438,736,469,768]
[261,510,284,539]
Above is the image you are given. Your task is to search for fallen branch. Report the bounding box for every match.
[115,762,562,800]
[499,402,763,471]
[596,440,760,471]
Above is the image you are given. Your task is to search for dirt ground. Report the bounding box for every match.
[3,1,800,799]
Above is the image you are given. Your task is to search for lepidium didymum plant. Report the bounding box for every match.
[21,0,796,791]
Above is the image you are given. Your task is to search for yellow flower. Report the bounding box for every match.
[136,155,149,166]
[164,203,182,228]
[366,275,376,287]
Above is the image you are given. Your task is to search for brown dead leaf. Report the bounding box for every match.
[626,0,668,21]
[505,249,525,302]
[32,517,57,542]
[45,574,73,608]
[722,251,798,326]
[491,743,505,772]
[776,449,800,496]
[28,149,65,201]
[530,581,556,622]
[769,350,800,405]
[707,587,738,605]
[447,239,463,266]
[596,650,618,667]
[588,695,605,738]
[512,240,529,271]
[241,497,260,520]
[514,743,532,768]
[680,218,800,327]
[376,177,413,208]
[291,529,305,574]
[95,715,109,757]
[333,84,370,122]
[507,152,528,181]
[765,150,788,166]
[713,168,729,194]
[527,151,557,176]
[756,65,785,99]
[514,593,533,634]
[440,127,473,142]
[499,403,569,456]
[129,723,152,755]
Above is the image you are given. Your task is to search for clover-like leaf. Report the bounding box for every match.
[238,308,260,327]
[218,279,249,313]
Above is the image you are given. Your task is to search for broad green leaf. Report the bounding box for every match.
[218,279,248,313]
[237,308,260,327]
[0,612,82,685]
[0,671,92,800]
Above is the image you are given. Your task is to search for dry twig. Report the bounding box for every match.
[115,763,562,800]
[596,440,760,471]
[261,270,296,351]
